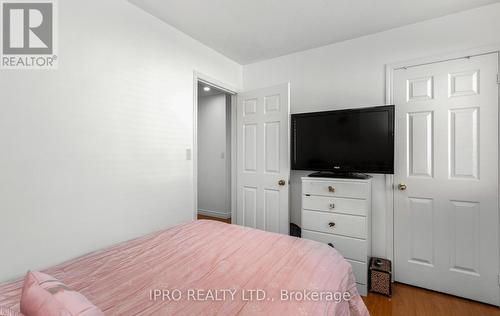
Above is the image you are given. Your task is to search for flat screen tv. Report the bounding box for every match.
[291,105,394,175]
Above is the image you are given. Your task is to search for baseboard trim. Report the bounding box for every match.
[198,209,231,219]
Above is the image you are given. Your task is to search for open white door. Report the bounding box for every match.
[236,83,290,235]
[394,53,499,305]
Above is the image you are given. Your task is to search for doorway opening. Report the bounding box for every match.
[196,81,233,223]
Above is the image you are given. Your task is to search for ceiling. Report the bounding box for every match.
[129,0,500,64]
[197,82,227,97]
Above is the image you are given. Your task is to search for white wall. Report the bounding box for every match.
[243,3,500,258]
[0,0,241,282]
[197,94,231,218]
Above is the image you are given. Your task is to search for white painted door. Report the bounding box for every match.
[236,83,290,234]
[394,53,499,305]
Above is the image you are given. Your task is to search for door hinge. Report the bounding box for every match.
[497,73,500,85]
[498,274,500,286]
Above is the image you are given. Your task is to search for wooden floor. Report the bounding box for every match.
[363,283,499,316]
[197,214,231,224]
[197,215,499,315]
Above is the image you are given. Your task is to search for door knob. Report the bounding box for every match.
[278,179,286,186]
[398,183,407,191]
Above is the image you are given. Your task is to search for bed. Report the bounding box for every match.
[0,220,369,315]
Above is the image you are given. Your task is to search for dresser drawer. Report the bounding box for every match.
[302,195,368,216]
[347,260,367,285]
[302,180,370,199]
[302,230,367,262]
[302,210,366,239]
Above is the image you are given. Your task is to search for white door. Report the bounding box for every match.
[394,53,499,305]
[236,83,290,234]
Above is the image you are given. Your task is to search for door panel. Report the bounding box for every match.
[243,186,257,227]
[408,197,434,266]
[407,76,434,101]
[449,107,479,179]
[264,189,280,232]
[408,111,433,177]
[394,53,499,305]
[236,83,290,234]
[264,121,280,173]
[449,70,479,97]
[243,124,257,172]
[449,200,480,276]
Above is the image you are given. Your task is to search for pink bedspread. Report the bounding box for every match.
[0,220,369,315]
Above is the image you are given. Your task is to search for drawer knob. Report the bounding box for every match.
[328,243,335,248]
[328,222,336,228]
[329,203,335,209]
[328,186,336,193]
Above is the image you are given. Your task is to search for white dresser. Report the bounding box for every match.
[301,176,372,295]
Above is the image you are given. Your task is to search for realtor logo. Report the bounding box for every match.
[1,0,58,69]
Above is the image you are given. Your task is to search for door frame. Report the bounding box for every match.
[385,43,500,280]
[193,71,239,223]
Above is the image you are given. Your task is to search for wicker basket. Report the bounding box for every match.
[369,257,392,297]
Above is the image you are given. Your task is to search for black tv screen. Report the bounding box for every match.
[291,105,394,174]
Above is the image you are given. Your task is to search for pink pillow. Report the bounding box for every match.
[20,272,103,316]
[0,306,24,316]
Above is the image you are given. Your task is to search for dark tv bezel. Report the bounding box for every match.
[291,105,395,174]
